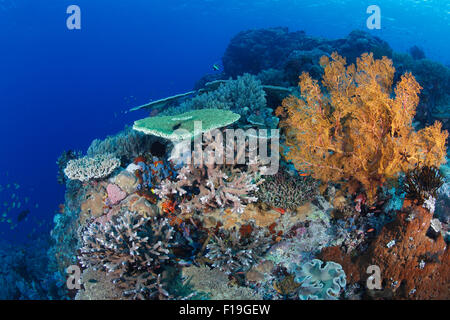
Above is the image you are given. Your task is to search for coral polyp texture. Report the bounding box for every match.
[256,171,319,211]
[156,132,262,215]
[64,153,121,182]
[78,210,176,299]
[276,52,448,202]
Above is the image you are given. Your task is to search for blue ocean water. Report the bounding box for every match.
[0,0,448,299]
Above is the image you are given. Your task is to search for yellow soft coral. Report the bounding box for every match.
[276,52,448,202]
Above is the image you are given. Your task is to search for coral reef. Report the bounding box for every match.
[0,240,67,300]
[158,74,279,129]
[256,171,319,211]
[78,211,177,299]
[87,127,166,164]
[182,265,262,300]
[156,132,262,215]
[223,27,450,131]
[44,27,450,301]
[56,150,82,184]
[206,226,272,275]
[404,165,444,206]
[320,200,449,299]
[277,52,448,202]
[64,153,121,182]
[75,268,123,300]
[393,53,450,130]
[293,259,346,300]
[223,28,391,80]
[133,109,241,140]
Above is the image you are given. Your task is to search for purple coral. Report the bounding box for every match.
[106,183,127,205]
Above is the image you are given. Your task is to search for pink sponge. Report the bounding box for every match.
[106,183,126,205]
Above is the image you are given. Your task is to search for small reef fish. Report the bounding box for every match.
[273,207,286,215]
[17,209,30,222]
[298,171,310,177]
[212,63,221,71]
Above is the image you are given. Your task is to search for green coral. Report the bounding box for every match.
[133,108,240,141]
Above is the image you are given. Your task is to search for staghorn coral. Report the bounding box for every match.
[205,226,272,275]
[277,52,448,203]
[64,153,121,182]
[156,132,262,215]
[78,210,176,299]
[256,171,319,211]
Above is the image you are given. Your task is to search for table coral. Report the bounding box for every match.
[276,52,448,203]
[64,153,121,182]
[206,226,272,275]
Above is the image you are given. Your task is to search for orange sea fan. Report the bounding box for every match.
[276,52,448,203]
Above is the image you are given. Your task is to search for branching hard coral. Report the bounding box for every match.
[276,52,448,202]
[404,165,444,205]
[78,211,176,299]
[64,153,121,182]
[205,226,272,275]
[156,132,262,215]
[256,171,319,211]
